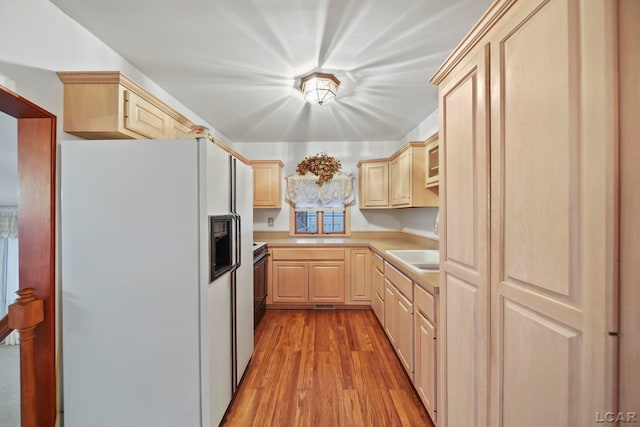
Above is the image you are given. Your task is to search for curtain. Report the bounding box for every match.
[0,207,18,237]
[285,172,355,211]
[1,207,20,345]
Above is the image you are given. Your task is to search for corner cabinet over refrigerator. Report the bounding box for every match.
[60,137,253,427]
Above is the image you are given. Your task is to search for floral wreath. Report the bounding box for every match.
[296,152,342,185]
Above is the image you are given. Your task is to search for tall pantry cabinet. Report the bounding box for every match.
[430,0,633,426]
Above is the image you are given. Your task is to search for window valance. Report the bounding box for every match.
[0,207,18,238]
[285,172,355,211]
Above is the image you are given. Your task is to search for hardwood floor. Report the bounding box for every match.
[223,309,434,426]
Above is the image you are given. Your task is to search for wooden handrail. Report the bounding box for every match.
[8,288,44,427]
[0,314,11,342]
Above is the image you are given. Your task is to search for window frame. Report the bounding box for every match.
[289,205,351,236]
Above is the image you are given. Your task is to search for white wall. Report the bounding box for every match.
[0,0,232,145]
[233,136,439,238]
[0,110,18,206]
[402,108,439,142]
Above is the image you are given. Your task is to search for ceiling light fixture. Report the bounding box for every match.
[300,72,340,105]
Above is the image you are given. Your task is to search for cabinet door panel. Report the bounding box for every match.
[489,0,615,425]
[350,250,371,301]
[272,262,307,302]
[619,0,640,413]
[124,90,170,139]
[415,311,437,421]
[372,266,384,300]
[170,119,190,139]
[360,162,389,207]
[396,290,414,375]
[390,150,411,206]
[439,43,490,427]
[308,262,345,303]
[425,135,440,188]
[252,162,282,208]
[384,280,397,346]
[372,291,384,326]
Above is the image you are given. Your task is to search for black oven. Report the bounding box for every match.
[209,215,236,282]
[253,243,268,328]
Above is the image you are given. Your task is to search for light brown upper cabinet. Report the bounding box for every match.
[430,0,626,425]
[57,71,194,140]
[357,160,389,208]
[358,140,438,209]
[389,148,411,206]
[424,133,439,188]
[249,160,283,209]
[390,142,438,207]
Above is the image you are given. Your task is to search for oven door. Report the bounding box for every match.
[253,252,268,328]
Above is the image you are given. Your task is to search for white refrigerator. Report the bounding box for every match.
[60,137,253,427]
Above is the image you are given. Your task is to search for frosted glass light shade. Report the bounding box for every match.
[300,73,340,105]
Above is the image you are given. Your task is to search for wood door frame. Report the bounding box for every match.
[0,85,57,427]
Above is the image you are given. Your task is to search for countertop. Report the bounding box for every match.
[256,233,440,295]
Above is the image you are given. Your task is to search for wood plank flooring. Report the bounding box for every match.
[222,309,434,426]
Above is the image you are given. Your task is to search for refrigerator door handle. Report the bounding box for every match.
[228,155,234,213]
[229,156,240,269]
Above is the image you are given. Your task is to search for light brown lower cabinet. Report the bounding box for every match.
[395,290,414,374]
[371,252,385,325]
[308,262,345,303]
[371,291,384,325]
[383,274,414,376]
[414,284,437,422]
[349,249,372,302]
[384,280,397,347]
[379,257,439,423]
[272,261,345,303]
[415,313,437,420]
[272,262,308,303]
[270,248,347,305]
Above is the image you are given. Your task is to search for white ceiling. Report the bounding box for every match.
[50,0,491,143]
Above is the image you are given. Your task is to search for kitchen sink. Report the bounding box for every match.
[385,249,440,273]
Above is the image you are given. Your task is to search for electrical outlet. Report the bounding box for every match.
[267,217,274,227]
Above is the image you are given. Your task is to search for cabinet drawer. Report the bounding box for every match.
[414,284,435,323]
[384,261,413,300]
[373,253,384,272]
[272,248,344,261]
